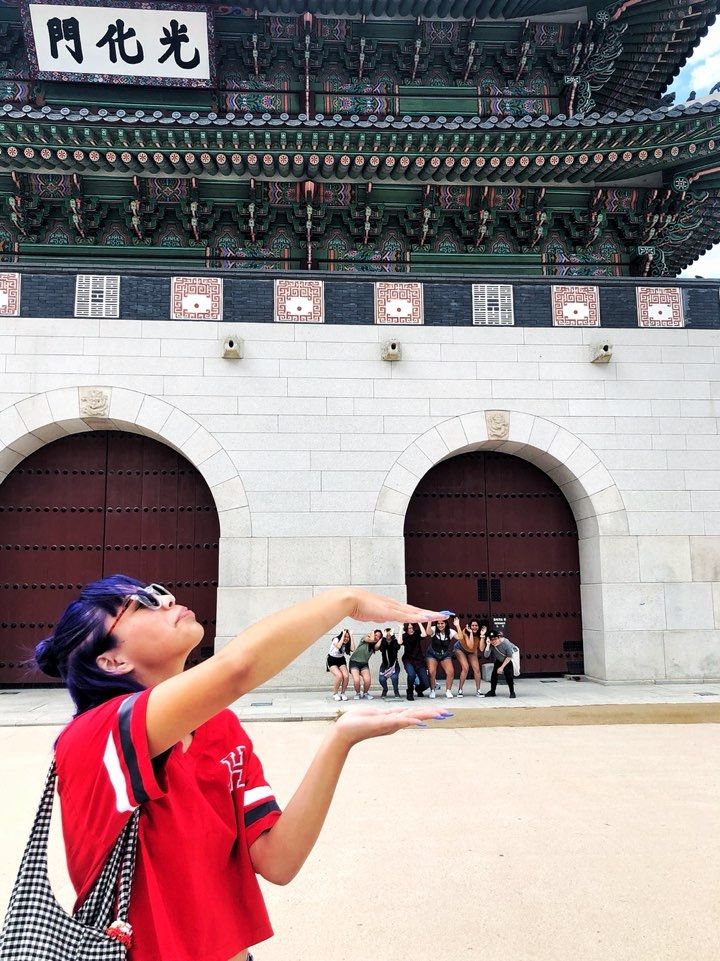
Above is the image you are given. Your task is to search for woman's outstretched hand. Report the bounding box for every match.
[333,705,452,748]
[346,588,443,625]
[250,703,452,885]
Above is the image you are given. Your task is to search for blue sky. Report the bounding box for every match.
[670,23,720,276]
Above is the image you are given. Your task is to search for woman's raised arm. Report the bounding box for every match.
[146,589,440,757]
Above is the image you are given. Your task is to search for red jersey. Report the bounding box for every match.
[55,689,282,961]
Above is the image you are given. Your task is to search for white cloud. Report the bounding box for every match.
[671,22,720,99]
[690,53,720,95]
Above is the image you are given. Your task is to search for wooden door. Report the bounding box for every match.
[0,431,219,685]
[404,451,583,675]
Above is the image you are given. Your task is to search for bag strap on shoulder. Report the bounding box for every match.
[41,759,140,928]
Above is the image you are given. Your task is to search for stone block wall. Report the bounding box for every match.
[1,272,719,686]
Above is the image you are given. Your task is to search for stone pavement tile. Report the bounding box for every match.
[3,722,719,961]
[2,680,720,726]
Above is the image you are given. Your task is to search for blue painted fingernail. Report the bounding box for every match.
[416,722,429,728]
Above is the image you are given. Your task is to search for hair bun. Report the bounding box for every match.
[35,637,62,678]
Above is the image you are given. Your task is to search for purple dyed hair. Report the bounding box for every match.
[35,575,148,716]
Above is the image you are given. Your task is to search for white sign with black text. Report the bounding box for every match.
[23,2,213,86]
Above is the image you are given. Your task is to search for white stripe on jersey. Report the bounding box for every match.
[103,730,137,813]
[243,785,274,809]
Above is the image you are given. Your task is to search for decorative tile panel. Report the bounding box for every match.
[374,282,424,325]
[472,284,514,325]
[75,275,120,318]
[171,277,223,321]
[551,285,600,326]
[636,287,684,327]
[274,279,324,323]
[0,273,20,316]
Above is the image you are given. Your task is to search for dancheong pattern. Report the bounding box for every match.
[171,277,223,321]
[0,0,716,278]
[551,286,600,327]
[374,282,424,325]
[636,287,684,328]
[274,279,324,323]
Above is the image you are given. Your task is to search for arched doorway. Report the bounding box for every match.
[404,450,583,675]
[0,430,220,686]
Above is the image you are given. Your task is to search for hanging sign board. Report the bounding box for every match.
[21,1,215,87]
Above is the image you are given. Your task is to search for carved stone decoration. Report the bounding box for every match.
[0,272,21,316]
[551,285,601,326]
[636,287,684,328]
[171,277,223,321]
[274,279,324,323]
[375,282,423,324]
[79,387,111,419]
[485,410,510,441]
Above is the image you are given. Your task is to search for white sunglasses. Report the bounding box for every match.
[107,583,176,635]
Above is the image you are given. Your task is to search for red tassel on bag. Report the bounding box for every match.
[106,920,133,949]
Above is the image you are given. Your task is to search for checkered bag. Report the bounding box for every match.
[0,761,139,960]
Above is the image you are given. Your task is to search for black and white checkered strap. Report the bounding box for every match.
[0,759,140,960]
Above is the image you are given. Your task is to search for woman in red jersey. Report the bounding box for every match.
[31,575,444,961]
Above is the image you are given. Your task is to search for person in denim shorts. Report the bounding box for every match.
[422,618,458,699]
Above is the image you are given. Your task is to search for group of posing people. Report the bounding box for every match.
[326,615,517,701]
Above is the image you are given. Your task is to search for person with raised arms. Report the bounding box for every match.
[15,576,445,961]
[326,627,352,701]
[421,613,459,699]
[452,615,487,697]
[348,628,382,699]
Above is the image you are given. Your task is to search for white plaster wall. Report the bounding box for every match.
[1,316,719,686]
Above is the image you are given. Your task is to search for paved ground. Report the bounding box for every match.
[1,712,719,961]
[2,676,720,725]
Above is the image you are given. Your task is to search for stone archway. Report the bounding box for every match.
[0,387,250,538]
[0,386,253,679]
[372,410,629,682]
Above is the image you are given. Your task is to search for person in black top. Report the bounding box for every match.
[400,622,431,701]
[422,619,459,699]
[378,627,401,697]
[326,628,352,701]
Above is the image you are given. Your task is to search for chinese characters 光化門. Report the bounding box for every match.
[46,16,201,69]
